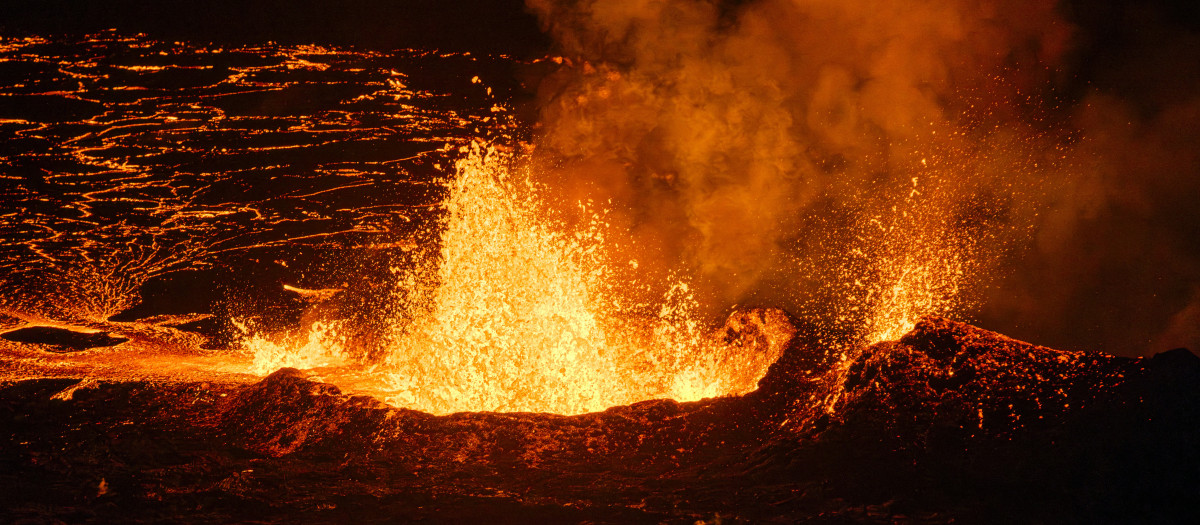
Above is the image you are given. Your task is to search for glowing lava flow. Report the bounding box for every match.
[246,145,788,415]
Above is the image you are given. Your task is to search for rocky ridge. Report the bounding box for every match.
[2,314,1197,523]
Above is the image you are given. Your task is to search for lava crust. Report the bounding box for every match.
[2,316,1198,523]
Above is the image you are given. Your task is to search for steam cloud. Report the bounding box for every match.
[522,0,1200,356]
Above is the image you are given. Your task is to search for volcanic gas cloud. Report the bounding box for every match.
[522,0,1200,356]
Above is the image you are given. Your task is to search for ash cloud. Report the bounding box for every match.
[523,0,1200,356]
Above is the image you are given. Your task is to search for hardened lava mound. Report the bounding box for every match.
[2,313,1198,524]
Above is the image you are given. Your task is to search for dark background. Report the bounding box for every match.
[0,0,551,57]
[2,0,1198,57]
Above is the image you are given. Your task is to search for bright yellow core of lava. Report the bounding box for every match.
[245,145,787,415]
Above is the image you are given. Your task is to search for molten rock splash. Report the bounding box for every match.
[246,146,791,414]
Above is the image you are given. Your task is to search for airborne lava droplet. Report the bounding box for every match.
[246,145,791,414]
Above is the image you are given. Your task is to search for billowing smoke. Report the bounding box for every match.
[522,0,1200,356]
[983,2,1200,356]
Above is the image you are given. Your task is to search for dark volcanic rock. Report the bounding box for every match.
[1,326,128,352]
[753,317,1200,524]
[835,316,1135,439]
[2,316,1198,523]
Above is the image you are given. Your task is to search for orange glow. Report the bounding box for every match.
[0,34,999,421]
[840,176,976,346]
[245,145,789,414]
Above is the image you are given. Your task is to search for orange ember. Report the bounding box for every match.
[244,145,790,414]
[852,176,974,345]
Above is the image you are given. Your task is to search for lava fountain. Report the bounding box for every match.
[840,175,980,346]
[245,144,793,414]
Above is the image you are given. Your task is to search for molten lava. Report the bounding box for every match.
[245,145,791,414]
[846,176,977,345]
[0,34,981,417]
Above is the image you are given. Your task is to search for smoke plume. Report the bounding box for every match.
[985,1,1200,355]
[523,0,1200,356]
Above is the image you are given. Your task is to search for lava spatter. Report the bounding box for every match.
[247,145,791,414]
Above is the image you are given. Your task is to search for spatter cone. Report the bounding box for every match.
[2,313,1197,523]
